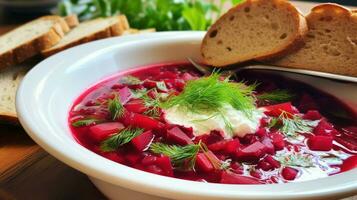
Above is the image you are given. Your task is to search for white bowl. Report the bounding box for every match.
[16,32,357,200]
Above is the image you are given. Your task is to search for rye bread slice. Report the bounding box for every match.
[0,16,70,69]
[201,0,307,67]
[271,4,357,76]
[42,15,129,57]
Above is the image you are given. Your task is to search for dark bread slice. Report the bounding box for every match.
[271,4,357,76]
[201,0,308,67]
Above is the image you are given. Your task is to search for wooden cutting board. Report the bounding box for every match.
[0,2,357,200]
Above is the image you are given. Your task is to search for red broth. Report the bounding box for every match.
[69,63,357,184]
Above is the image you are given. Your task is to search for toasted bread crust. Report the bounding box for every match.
[271,4,357,76]
[201,0,308,67]
[0,16,69,69]
[64,15,80,28]
[42,16,127,57]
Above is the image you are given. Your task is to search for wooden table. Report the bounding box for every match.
[0,1,357,200]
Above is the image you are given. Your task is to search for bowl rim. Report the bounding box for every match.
[16,31,357,200]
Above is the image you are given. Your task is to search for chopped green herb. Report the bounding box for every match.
[131,89,147,99]
[100,127,143,152]
[156,81,168,92]
[150,142,200,169]
[270,111,319,137]
[276,152,314,168]
[119,76,141,85]
[162,72,256,117]
[72,118,101,127]
[257,90,295,103]
[140,89,162,118]
[108,95,124,120]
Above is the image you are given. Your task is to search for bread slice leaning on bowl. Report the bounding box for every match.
[0,16,70,69]
[201,0,308,67]
[42,15,130,57]
[0,63,31,123]
[271,4,357,76]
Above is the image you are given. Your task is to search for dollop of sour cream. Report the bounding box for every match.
[164,104,264,138]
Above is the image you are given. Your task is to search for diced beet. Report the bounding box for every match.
[174,79,186,91]
[220,172,263,184]
[250,169,262,179]
[281,167,298,180]
[230,162,243,174]
[155,155,174,177]
[340,155,357,172]
[145,165,163,175]
[89,122,124,142]
[101,151,125,164]
[261,137,275,155]
[195,153,215,173]
[143,80,157,89]
[237,141,267,159]
[314,120,338,136]
[240,134,258,144]
[124,99,147,113]
[303,110,322,120]
[182,72,196,81]
[264,155,281,169]
[208,139,240,154]
[264,102,298,117]
[257,161,273,171]
[141,155,157,165]
[131,130,154,151]
[167,127,193,145]
[308,135,333,151]
[271,132,285,150]
[118,87,132,104]
[125,153,142,165]
[123,112,164,131]
[256,128,267,138]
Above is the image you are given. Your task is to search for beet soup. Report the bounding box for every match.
[69,63,357,184]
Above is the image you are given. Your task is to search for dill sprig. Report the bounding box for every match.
[141,89,162,118]
[257,90,295,103]
[162,73,256,116]
[72,118,102,127]
[150,142,201,169]
[275,152,314,168]
[100,127,143,152]
[108,95,124,120]
[270,111,319,137]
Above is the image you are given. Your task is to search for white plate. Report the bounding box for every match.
[16,32,357,200]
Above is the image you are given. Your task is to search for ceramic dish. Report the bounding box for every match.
[16,32,357,200]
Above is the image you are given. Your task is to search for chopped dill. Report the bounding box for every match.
[100,127,143,152]
[270,111,319,137]
[72,118,102,127]
[275,151,314,168]
[108,95,124,120]
[257,90,295,103]
[150,142,201,169]
[119,75,141,85]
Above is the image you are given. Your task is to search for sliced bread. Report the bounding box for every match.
[42,15,129,57]
[201,0,308,67]
[64,15,80,28]
[0,63,31,123]
[0,16,70,69]
[271,4,357,76]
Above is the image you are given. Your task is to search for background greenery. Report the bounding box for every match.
[57,0,243,31]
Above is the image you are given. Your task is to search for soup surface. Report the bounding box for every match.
[69,63,357,184]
